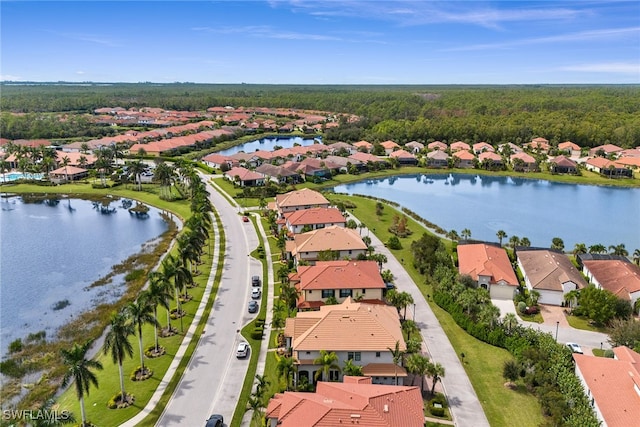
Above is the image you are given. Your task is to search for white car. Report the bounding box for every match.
[566,342,583,354]
[251,288,261,299]
[236,342,249,358]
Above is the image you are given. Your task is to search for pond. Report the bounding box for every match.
[332,173,640,251]
[0,195,170,355]
[216,135,321,156]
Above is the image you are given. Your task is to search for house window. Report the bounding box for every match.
[322,290,335,299]
[362,289,366,294]
[340,289,352,298]
[347,352,361,361]
[329,370,340,381]
[375,351,381,358]
[348,250,352,255]
[306,351,310,355]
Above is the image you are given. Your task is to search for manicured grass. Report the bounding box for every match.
[322,194,544,427]
[565,313,609,333]
[54,187,225,426]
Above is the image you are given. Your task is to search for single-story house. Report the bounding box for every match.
[450,141,471,152]
[510,152,538,172]
[380,140,401,155]
[405,141,424,154]
[457,243,519,299]
[223,166,265,187]
[478,151,503,169]
[473,142,495,154]
[588,144,623,158]
[558,141,581,157]
[452,150,475,168]
[49,165,89,183]
[426,150,449,168]
[427,141,447,151]
[389,149,418,165]
[584,157,632,178]
[582,259,640,313]
[516,249,587,306]
[550,155,578,174]
[353,140,373,153]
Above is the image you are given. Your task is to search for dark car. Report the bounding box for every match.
[251,275,261,287]
[248,300,259,313]
[205,414,224,427]
[242,216,249,222]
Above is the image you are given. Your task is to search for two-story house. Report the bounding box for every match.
[274,188,330,218]
[281,207,346,235]
[289,260,386,310]
[284,298,408,386]
[285,225,368,266]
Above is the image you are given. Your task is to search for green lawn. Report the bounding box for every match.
[565,313,609,333]
[324,193,544,427]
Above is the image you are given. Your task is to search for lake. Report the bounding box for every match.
[0,196,169,354]
[333,173,640,251]
[216,135,321,156]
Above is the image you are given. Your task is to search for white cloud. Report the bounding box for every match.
[560,62,640,74]
[0,74,23,81]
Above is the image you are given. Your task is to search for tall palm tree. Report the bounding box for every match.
[405,353,430,393]
[60,340,103,427]
[129,160,146,191]
[633,249,640,266]
[508,235,520,249]
[399,291,415,321]
[520,237,531,248]
[589,243,607,254]
[103,311,134,403]
[427,361,446,396]
[496,230,507,247]
[159,254,178,333]
[461,228,472,241]
[313,350,341,382]
[445,229,459,242]
[573,243,587,256]
[275,354,295,390]
[126,293,158,375]
[609,243,628,257]
[147,271,173,351]
[388,340,405,385]
[153,162,175,199]
[172,256,193,332]
[402,319,419,341]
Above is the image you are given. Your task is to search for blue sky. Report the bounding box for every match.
[2,1,639,84]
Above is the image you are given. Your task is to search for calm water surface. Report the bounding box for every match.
[216,135,321,156]
[333,173,640,250]
[0,196,169,352]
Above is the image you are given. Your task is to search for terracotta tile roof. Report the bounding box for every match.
[452,150,475,160]
[450,141,471,151]
[590,143,623,154]
[428,141,447,150]
[517,249,587,291]
[615,156,640,168]
[551,155,577,167]
[266,380,423,427]
[457,243,518,286]
[586,157,615,169]
[225,166,264,182]
[362,363,408,377]
[349,152,388,164]
[380,140,400,149]
[353,140,373,149]
[558,141,581,151]
[290,298,406,352]
[389,149,416,159]
[284,207,346,227]
[473,142,495,152]
[289,226,367,256]
[583,260,640,300]
[478,151,502,162]
[275,188,330,209]
[427,150,449,160]
[294,260,385,291]
[510,152,536,163]
[573,347,640,427]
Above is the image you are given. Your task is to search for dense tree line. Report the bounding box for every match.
[1,83,639,148]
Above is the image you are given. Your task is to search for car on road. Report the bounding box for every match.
[236,342,249,359]
[242,216,249,222]
[205,414,224,427]
[566,342,584,354]
[251,275,261,286]
[248,300,259,313]
[251,288,261,299]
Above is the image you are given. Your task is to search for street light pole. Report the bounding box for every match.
[555,321,559,342]
[413,303,416,322]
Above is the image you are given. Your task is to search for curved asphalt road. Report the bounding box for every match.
[155,174,261,426]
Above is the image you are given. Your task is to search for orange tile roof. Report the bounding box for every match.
[290,298,406,352]
[583,260,640,300]
[558,141,580,151]
[573,347,640,427]
[457,244,518,286]
[266,380,423,427]
[275,188,330,209]
[289,226,367,256]
[478,151,502,162]
[450,141,471,151]
[453,150,475,160]
[428,141,447,150]
[362,363,408,377]
[380,140,400,149]
[510,152,536,163]
[295,260,386,291]
[389,149,416,159]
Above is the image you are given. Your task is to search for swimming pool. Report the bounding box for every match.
[0,172,45,182]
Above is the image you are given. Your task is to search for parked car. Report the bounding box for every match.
[242,216,249,222]
[566,342,584,354]
[251,275,261,287]
[236,342,249,359]
[205,414,224,427]
[251,288,261,299]
[248,300,259,313]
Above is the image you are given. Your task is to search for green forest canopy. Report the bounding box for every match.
[1,83,639,148]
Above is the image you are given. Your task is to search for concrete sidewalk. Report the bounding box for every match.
[348,213,490,427]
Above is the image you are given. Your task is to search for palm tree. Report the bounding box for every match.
[496,230,507,247]
[388,340,405,385]
[60,156,71,183]
[154,162,175,199]
[573,243,587,256]
[126,293,158,376]
[276,354,295,390]
[29,398,76,426]
[478,304,501,328]
[445,229,459,242]
[60,340,103,427]
[633,249,640,266]
[502,313,519,334]
[520,237,531,247]
[103,311,134,404]
[564,289,580,313]
[609,243,629,257]
[313,350,341,382]
[508,235,520,249]
[405,353,430,393]
[589,243,607,254]
[551,237,565,251]
[342,359,364,377]
[402,319,419,341]
[147,271,172,352]
[427,361,445,396]
[461,228,472,241]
